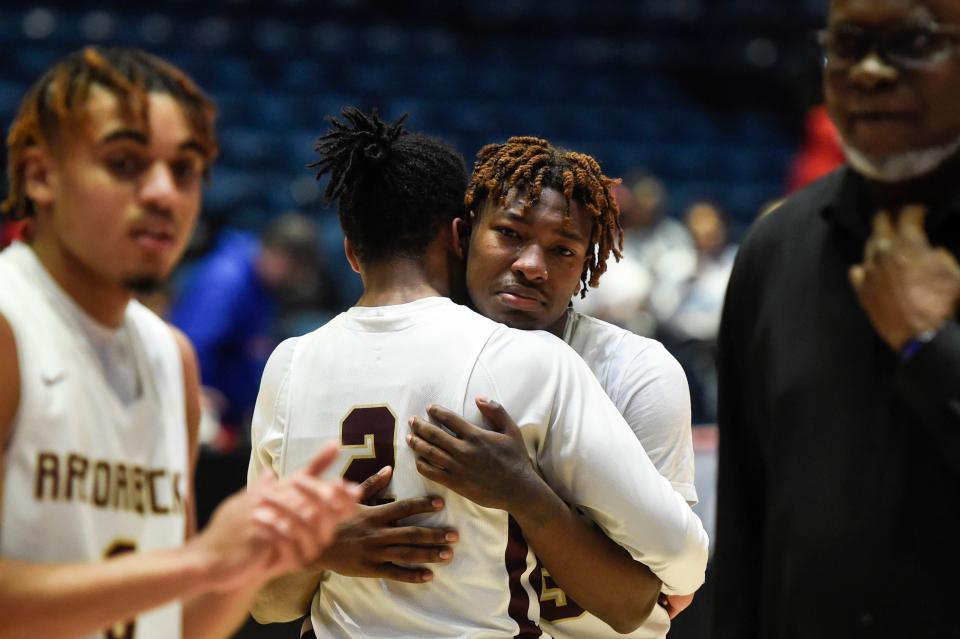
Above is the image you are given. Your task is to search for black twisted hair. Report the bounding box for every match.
[310,107,467,264]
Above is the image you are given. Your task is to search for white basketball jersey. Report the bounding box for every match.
[544,309,697,639]
[250,297,708,638]
[0,242,188,639]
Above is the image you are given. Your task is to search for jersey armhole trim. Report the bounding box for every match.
[0,310,26,455]
[164,323,194,485]
[277,340,300,478]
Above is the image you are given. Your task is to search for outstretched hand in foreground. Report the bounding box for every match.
[193,443,361,592]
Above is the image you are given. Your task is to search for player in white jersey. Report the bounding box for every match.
[256,137,700,636]
[0,47,359,639]
[404,137,699,638]
[248,109,707,637]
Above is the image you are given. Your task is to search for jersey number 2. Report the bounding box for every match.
[340,406,396,485]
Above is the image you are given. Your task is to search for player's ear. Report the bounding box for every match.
[343,237,361,274]
[451,217,470,260]
[22,145,57,211]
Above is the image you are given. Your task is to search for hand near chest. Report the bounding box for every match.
[849,206,960,351]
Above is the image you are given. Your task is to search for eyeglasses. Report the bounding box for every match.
[818,22,960,71]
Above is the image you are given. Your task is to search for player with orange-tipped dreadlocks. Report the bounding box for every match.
[464,135,623,298]
[415,135,702,638]
[247,109,707,638]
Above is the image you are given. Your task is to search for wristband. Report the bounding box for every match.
[900,328,939,361]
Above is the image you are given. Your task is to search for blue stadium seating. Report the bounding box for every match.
[1,2,824,229]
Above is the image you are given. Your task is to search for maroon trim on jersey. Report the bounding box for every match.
[529,556,544,614]
[505,515,542,638]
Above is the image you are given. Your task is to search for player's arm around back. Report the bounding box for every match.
[414,400,662,632]
[521,334,709,596]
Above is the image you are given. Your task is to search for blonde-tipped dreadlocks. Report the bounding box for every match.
[464,136,623,297]
[2,46,217,220]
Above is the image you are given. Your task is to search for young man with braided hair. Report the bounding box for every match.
[248,109,707,637]
[464,135,626,314]
[402,136,699,639]
[0,47,360,639]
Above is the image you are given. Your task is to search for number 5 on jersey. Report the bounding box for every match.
[104,540,137,639]
[340,405,396,493]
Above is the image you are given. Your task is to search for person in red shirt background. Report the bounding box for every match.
[787,104,844,192]
[0,218,32,248]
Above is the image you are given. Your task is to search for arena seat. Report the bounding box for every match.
[1,1,825,227]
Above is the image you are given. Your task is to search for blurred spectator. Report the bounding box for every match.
[577,177,732,423]
[578,172,698,338]
[573,183,655,335]
[623,173,698,334]
[621,171,696,277]
[667,201,737,341]
[786,104,844,192]
[171,212,319,444]
[657,201,737,423]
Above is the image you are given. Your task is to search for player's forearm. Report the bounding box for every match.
[249,566,324,624]
[0,548,211,639]
[183,581,263,639]
[542,403,709,595]
[510,479,661,633]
